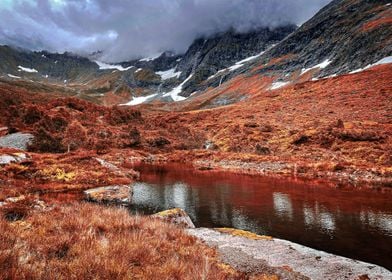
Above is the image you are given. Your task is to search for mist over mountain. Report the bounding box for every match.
[0,0,331,62]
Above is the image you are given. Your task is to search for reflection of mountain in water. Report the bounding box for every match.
[129,163,392,270]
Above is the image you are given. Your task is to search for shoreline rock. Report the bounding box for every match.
[153,208,195,228]
[84,185,133,205]
[188,227,392,280]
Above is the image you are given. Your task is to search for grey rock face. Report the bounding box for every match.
[121,51,182,72]
[252,0,392,78]
[175,26,296,96]
[0,133,34,150]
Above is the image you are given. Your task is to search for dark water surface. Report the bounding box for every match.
[130,163,392,270]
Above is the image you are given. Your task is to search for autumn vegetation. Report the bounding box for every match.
[0,52,391,279]
[0,203,246,280]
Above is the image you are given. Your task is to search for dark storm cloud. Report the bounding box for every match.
[0,0,331,62]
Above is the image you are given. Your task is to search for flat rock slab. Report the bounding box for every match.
[0,133,34,150]
[187,228,391,280]
[0,153,28,165]
[84,185,132,205]
[153,208,195,228]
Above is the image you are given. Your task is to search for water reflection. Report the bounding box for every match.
[273,192,293,220]
[130,163,392,269]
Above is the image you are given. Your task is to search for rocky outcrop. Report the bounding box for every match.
[188,228,392,280]
[153,208,195,228]
[84,185,133,205]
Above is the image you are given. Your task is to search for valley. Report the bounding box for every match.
[0,0,391,279]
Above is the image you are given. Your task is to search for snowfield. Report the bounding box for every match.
[208,51,265,80]
[7,74,21,79]
[156,68,182,80]
[123,93,158,106]
[139,53,162,62]
[163,74,194,102]
[350,56,392,74]
[18,66,38,73]
[95,61,133,72]
[300,59,332,75]
[270,81,290,90]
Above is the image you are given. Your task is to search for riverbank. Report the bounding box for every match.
[1,147,392,278]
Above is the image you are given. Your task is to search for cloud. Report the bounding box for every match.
[0,0,331,62]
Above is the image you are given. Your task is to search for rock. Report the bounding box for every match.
[84,185,133,205]
[188,228,392,280]
[95,158,120,171]
[0,153,29,165]
[0,133,34,150]
[204,140,218,150]
[153,208,195,228]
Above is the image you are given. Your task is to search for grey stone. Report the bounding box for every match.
[0,133,34,151]
[84,185,133,205]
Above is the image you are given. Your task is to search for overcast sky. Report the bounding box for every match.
[0,0,331,62]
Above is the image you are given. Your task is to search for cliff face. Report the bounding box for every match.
[249,0,392,78]
[175,25,296,95]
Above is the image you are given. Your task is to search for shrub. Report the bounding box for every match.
[106,106,142,125]
[29,128,66,153]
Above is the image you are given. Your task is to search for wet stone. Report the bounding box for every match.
[84,185,133,205]
[153,208,195,228]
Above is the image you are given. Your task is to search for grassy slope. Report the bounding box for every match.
[0,203,246,280]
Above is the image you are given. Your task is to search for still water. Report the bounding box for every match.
[130,163,392,270]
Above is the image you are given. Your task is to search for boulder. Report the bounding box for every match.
[84,185,133,205]
[153,208,195,228]
[0,153,29,165]
[0,133,34,150]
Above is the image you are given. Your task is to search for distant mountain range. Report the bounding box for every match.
[0,0,391,107]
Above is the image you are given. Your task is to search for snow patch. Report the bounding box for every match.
[123,93,158,106]
[270,81,290,90]
[208,51,265,80]
[18,66,38,73]
[350,56,392,74]
[95,61,133,72]
[7,74,21,79]
[135,68,143,73]
[300,59,332,75]
[139,53,162,62]
[156,68,181,80]
[163,74,194,102]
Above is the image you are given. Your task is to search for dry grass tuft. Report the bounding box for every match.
[0,203,243,280]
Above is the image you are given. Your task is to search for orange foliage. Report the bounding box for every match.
[0,203,243,280]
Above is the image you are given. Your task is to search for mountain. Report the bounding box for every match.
[0,24,297,105]
[248,0,392,78]
[0,0,390,106]
[0,0,391,185]
[174,25,296,96]
[0,46,99,82]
